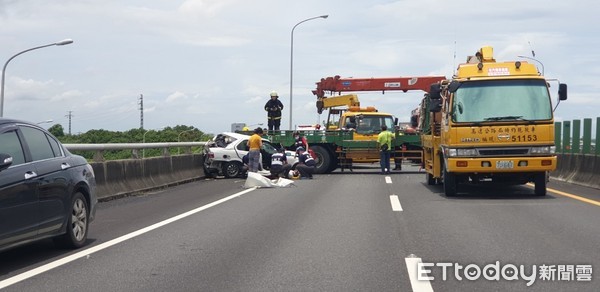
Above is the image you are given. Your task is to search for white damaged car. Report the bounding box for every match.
[203,132,298,178]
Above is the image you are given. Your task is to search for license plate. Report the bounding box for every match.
[496,160,514,169]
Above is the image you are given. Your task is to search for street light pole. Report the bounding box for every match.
[289,15,328,130]
[1,39,74,117]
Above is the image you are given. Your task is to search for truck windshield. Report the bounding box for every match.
[355,115,395,134]
[452,79,552,123]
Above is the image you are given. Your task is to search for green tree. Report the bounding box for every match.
[56,125,214,160]
[48,124,65,137]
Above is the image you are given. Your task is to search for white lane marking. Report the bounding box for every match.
[390,195,403,211]
[0,187,258,289]
[385,176,392,184]
[405,256,434,292]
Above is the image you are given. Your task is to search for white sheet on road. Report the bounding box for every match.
[243,171,295,188]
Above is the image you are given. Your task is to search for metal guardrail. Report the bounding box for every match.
[64,142,207,162]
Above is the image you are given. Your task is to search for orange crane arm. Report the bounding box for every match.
[312,75,447,98]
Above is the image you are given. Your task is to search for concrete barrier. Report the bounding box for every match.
[90,154,205,200]
[552,154,600,189]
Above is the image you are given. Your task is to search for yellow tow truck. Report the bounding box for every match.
[318,93,395,141]
[422,46,567,196]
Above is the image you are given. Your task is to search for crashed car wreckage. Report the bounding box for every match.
[203,132,299,178]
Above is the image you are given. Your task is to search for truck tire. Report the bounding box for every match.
[443,166,457,197]
[426,172,436,185]
[534,172,547,196]
[311,145,332,174]
[327,158,339,172]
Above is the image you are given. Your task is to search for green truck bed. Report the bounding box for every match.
[265,130,422,149]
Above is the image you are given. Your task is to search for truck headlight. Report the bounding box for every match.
[446,148,477,157]
[530,146,555,154]
[447,148,457,157]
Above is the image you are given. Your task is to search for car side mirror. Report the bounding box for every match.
[0,153,13,171]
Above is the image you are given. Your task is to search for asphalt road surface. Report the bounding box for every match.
[1,165,599,291]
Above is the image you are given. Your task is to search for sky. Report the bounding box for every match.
[1,0,599,135]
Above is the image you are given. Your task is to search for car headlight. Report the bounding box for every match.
[446,148,477,157]
[530,146,555,154]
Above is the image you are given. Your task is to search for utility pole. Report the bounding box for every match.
[65,111,73,135]
[139,94,144,130]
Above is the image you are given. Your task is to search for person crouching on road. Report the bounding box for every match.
[377,125,394,174]
[293,131,309,151]
[248,127,263,172]
[295,146,316,179]
[270,148,292,178]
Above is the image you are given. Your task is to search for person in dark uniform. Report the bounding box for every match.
[270,148,291,178]
[264,91,284,131]
[293,131,308,151]
[295,146,316,179]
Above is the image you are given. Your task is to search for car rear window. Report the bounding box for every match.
[19,126,55,161]
[46,134,63,157]
[0,130,26,165]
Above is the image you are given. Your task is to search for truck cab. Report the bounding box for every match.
[423,46,567,196]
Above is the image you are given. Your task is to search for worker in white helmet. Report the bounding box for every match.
[264,91,284,131]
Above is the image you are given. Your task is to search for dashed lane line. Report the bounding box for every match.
[390,195,403,211]
[405,256,434,292]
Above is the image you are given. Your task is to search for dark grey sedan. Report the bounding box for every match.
[0,118,97,252]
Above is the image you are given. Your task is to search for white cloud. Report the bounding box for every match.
[245,96,263,104]
[166,91,188,103]
[0,0,598,135]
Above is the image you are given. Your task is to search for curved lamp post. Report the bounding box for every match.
[289,15,328,130]
[36,119,54,125]
[1,39,73,117]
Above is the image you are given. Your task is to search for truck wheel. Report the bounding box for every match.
[311,145,331,174]
[426,172,436,185]
[327,158,339,172]
[223,161,242,178]
[534,172,547,196]
[443,167,457,197]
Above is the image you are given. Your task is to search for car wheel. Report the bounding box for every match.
[223,161,242,178]
[54,192,89,249]
[202,155,215,178]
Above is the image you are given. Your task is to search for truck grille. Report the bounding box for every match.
[478,148,530,156]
